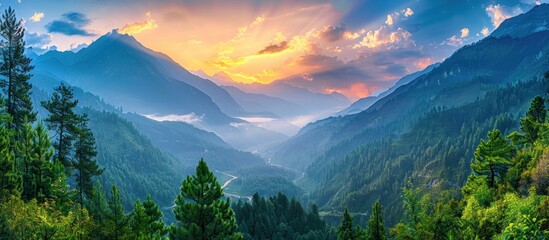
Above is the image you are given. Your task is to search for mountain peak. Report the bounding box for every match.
[491,3,549,38]
[83,29,143,53]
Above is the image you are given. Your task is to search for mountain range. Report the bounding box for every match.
[24,3,549,226]
[336,63,440,116]
[262,3,549,225]
[265,4,549,170]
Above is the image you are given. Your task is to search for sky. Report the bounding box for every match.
[3,0,546,101]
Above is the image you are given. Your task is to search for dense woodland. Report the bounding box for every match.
[0,6,548,240]
[306,77,549,225]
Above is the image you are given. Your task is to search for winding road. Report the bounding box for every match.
[162,171,252,210]
[216,170,253,201]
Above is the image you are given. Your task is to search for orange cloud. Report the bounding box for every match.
[460,28,469,38]
[480,27,490,36]
[30,12,45,22]
[486,4,522,28]
[385,15,393,26]
[119,12,158,35]
[404,8,414,17]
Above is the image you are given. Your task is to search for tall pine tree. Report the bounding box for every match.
[41,83,80,174]
[510,96,547,146]
[337,208,357,240]
[0,123,19,200]
[471,129,514,187]
[170,159,241,240]
[31,122,55,202]
[86,181,109,238]
[364,201,387,240]
[0,7,35,131]
[104,184,129,240]
[16,120,35,201]
[129,194,166,239]
[72,114,102,206]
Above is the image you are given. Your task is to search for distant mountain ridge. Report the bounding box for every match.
[337,63,440,116]
[33,30,243,125]
[266,4,549,170]
[196,70,351,117]
[32,30,290,149]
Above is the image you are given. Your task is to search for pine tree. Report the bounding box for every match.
[510,96,547,146]
[527,96,546,124]
[104,184,129,240]
[0,124,20,200]
[72,115,102,206]
[307,204,325,231]
[31,122,54,202]
[86,181,108,237]
[16,120,35,201]
[170,159,241,240]
[471,129,513,187]
[41,83,80,174]
[0,7,35,131]
[364,201,387,240]
[521,96,546,144]
[129,194,166,239]
[49,161,73,212]
[337,208,357,240]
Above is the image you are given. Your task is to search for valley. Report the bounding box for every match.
[1,1,548,239]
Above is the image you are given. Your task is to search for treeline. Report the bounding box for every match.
[233,193,335,239]
[335,94,549,239]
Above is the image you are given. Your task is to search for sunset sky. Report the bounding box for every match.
[7,0,545,100]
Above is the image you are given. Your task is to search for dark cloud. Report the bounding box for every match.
[318,24,348,42]
[282,48,432,99]
[258,41,289,54]
[296,54,343,68]
[25,32,52,48]
[63,12,91,26]
[46,12,95,36]
[282,54,380,95]
[350,49,429,77]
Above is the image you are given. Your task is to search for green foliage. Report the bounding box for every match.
[227,165,303,198]
[85,108,183,209]
[527,96,546,124]
[0,7,36,131]
[0,122,20,200]
[232,193,333,240]
[510,96,547,146]
[389,95,549,239]
[337,208,359,240]
[103,184,130,240]
[16,120,35,201]
[0,195,93,239]
[170,159,241,240]
[471,129,514,187]
[364,201,388,240]
[72,114,103,205]
[306,79,545,226]
[86,181,109,237]
[41,83,81,174]
[32,122,55,202]
[129,194,167,239]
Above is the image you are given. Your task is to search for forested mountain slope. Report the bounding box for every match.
[267,4,549,170]
[306,78,547,225]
